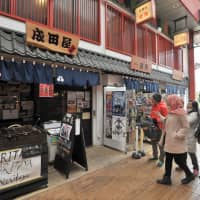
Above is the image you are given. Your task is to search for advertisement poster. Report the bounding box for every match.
[39,84,54,97]
[106,92,112,116]
[60,123,72,140]
[112,116,126,142]
[76,91,84,99]
[105,117,112,138]
[67,91,77,113]
[112,91,126,116]
[68,91,76,101]
[85,91,90,101]
[0,148,41,190]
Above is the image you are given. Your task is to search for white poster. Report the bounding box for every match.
[60,123,72,140]
[75,118,80,136]
[67,91,76,101]
[0,148,41,190]
[112,116,126,142]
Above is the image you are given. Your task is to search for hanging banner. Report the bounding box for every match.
[26,22,80,56]
[131,55,152,73]
[0,148,41,190]
[135,0,156,24]
[39,84,54,97]
[172,69,183,81]
[174,32,189,47]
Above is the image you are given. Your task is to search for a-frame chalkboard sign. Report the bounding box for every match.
[54,113,88,178]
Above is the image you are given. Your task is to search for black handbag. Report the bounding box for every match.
[144,126,161,140]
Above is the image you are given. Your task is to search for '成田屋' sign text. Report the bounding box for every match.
[26,22,80,56]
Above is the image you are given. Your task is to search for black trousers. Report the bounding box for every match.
[165,152,192,178]
[189,152,199,170]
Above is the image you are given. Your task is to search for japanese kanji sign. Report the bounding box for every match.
[172,69,183,81]
[26,22,80,56]
[39,84,54,97]
[135,0,156,24]
[131,55,152,73]
[174,32,189,47]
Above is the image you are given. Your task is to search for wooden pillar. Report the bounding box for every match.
[188,31,195,100]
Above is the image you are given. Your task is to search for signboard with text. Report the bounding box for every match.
[135,1,156,24]
[174,32,189,47]
[172,70,183,81]
[131,55,152,73]
[0,148,41,190]
[39,84,54,97]
[26,22,80,56]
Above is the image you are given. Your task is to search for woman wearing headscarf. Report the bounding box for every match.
[156,94,194,185]
[186,100,199,176]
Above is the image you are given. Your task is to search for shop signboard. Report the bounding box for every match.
[174,32,189,47]
[131,55,152,73]
[26,22,80,56]
[172,69,183,81]
[0,148,41,190]
[135,0,156,24]
[39,84,54,97]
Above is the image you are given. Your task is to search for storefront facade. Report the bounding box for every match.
[1,0,200,198]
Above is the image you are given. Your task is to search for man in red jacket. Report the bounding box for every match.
[149,93,168,167]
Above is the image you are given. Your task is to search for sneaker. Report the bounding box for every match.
[193,169,199,176]
[148,157,158,161]
[157,160,163,167]
[181,174,195,184]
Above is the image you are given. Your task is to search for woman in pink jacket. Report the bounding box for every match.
[156,94,194,185]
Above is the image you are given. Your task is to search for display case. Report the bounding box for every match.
[0,83,34,126]
[0,125,48,200]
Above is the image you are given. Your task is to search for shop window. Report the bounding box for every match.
[53,0,78,34]
[166,41,174,68]
[79,0,100,42]
[174,47,183,71]
[122,16,135,54]
[16,0,48,24]
[106,5,122,51]
[54,0,100,43]
[0,0,100,44]
[106,4,135,55]
[137,26,146,58]
[0,0,11,13]
[146,30,156,63]
[158,35,166,66]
